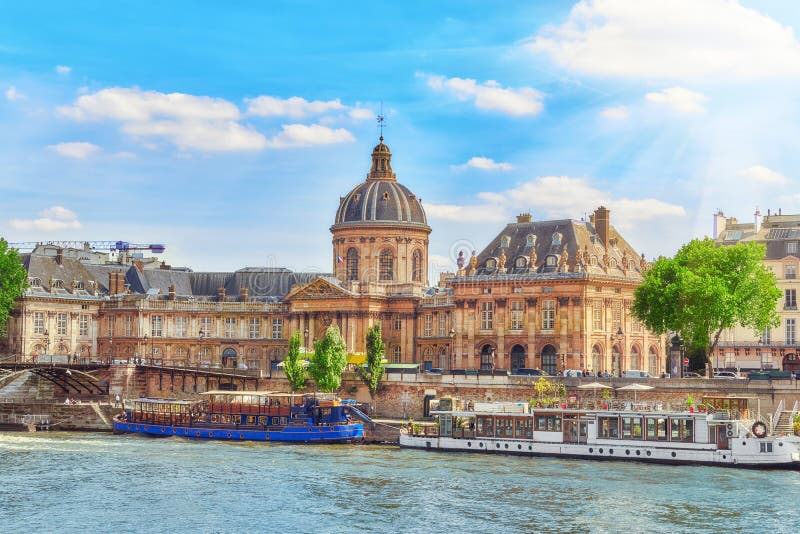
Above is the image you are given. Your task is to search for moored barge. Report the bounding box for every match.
[113,391,367,443]
[400,396,800,469]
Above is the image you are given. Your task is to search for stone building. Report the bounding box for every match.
[7,137,663,376]
[712,210,800,373]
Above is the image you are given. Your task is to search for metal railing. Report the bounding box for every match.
[772,399,784,433]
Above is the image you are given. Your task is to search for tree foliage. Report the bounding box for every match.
[357,321,386,397]
[308,325,347,393]
[632,238,780,360]
[530,377,566,407]
[283,330,307,391]
[0,238,28,336]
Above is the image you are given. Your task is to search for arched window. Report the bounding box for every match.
[552,232,562,246]
[500,235,511,248]
[485,258,497,271]
[515,257,527,269]
[630,345,640,370]
[648,346,658,376]
[412,249,422,282]
[379,249,394,281]
[346,248,359,281]
[592,345,602,374]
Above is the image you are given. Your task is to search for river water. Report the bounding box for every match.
[1,431,799,533]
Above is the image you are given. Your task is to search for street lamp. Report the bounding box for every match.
[142,334,148,365]
[303,328,309,354]
[41,329,49,364]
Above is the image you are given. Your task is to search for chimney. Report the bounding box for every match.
[516,213,532,223]
[239,287,249,302]
[713,210,727,239]
[594,206,610,248]
[56,248,63,266]
[217,287,226,302]
[589,213,595,224]
[754,209,762,233]
[134,260,144,273]
[168,284,176,300]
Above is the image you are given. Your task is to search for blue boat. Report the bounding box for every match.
[113,391,366,443]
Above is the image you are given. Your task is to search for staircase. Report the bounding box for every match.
[774,411,795,433]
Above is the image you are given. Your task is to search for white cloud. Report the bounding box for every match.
[47,141,101,159]
[423,74,543,116]
[55,65,71,75]
[453,157,513,172]
[527,0,800,80]
[5,86,23,101]
[58,87,362,152]
[349,107,374,120]
[739,165,790,185]
[9,206,82,231]
[245,96,346,119]
[427,175,685,229]
[645,87,708,113]
[265,124,355,148]
[600,106,628,120]
[424,202,509,223]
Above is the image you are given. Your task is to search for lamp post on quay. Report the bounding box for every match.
[670,335,683,378]
[449,328,455,372]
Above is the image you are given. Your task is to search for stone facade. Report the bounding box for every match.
[7,137,663,376]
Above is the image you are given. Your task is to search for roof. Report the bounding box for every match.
[468,214,644,279]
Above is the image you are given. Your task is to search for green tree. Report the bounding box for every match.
[0,238,28,336]
[283,330,307,391]
[357,321,386,397]
[308,325,347,393]
[632,238,780,364]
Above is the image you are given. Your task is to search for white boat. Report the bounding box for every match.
[400,396,800,469]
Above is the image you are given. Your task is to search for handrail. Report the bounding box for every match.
[772,399,784,432]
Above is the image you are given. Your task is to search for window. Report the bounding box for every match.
[29,277,42,287]
[423,314,432,337]
[789,242,798,255]
[485,258,496,271]
[760,442,774,453]
[501,235,511,248]
[515,256,527,269]
[546,256,557,267]
[224,317,236,338]
[151,315,163,337]
[481,301,493,330]
[79,315,89,336]
[392,346,401,363]
[56,313,67,335]
[593,300,603,331]
[412,249,422,282]
[786,265,796,279]
[393,316,402,331]
[786,289,797,310]
[612,301,622,330]
[200,317,212,337]
[52,279,64,289]
[552,232,562,246]
[762,327,771,344]
[438,313,446,337]
[34,312,45,334]
[175,316,187,337]
[511,301,524,330]
[249,318,260,339]
[107,316,115,337]
[786,319,796,345]
[725,352,736,367]
[272,318,283,339]
[542,300,555,330]
[124,316,133,337]
[526,234,536,246]
[379,249,394,281]
[346,248,359,281]
[590,256,598,267]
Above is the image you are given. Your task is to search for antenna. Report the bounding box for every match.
[377,101,386,139]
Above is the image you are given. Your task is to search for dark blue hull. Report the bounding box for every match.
[113,420,364,442]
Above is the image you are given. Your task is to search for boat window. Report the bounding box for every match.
[535,415,562,432]
[656,418,668,441]
[760,442,773,453]
[515,419,524,438]
[525,419,533,439]
[621,417,642,439]
[646,417,657,440]
[670,418,694,442]
[598,417,619,439]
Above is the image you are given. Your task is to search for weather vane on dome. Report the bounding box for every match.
[377,101,386,140]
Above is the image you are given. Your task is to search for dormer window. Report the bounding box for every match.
[609,258,618,269]
[609,237,618,247]
[51,279,64,289]
[515,257,527,268]
[29,277,42,287]
[382,192,389,201]
[546,256,557,267]
[485,258,497,270]
[552,232,562,246]
[500,235,511,248]
[590,256,598,267]
[526,234,536,247]
[72,280,84,290]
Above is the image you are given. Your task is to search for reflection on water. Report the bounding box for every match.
[1,432,799,533]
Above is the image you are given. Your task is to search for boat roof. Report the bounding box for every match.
[433,408,705,417]
[200,390,280,396]
[128,398,198,404]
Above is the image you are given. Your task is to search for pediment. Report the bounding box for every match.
[285,277,353,300]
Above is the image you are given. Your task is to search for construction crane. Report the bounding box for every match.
[8,240,166,254]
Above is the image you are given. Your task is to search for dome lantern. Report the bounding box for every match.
[367,136,395,181]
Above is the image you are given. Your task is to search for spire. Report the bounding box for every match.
[367,136,395,181]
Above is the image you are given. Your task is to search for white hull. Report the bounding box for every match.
[400,433,800,469]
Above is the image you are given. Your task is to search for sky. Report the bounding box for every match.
[2,0,800,279]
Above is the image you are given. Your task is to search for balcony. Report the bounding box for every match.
[419,295,454,308]
[105,299,288,313]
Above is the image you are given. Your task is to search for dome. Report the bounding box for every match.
[333,137,428,227]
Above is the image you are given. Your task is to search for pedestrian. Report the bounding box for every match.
[115,394,121,407]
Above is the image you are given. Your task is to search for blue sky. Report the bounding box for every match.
[2,0,800,277]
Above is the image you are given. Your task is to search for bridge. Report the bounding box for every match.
[0,362,110,396]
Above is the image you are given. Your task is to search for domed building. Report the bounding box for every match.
[331,137,430,286]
